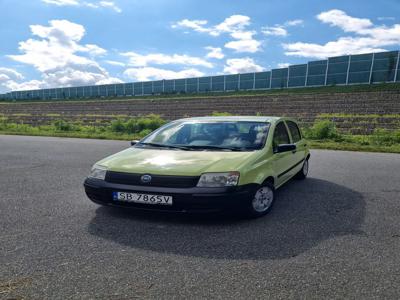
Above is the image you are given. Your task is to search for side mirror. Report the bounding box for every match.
[130,140,140,146]
[274,144,296,153]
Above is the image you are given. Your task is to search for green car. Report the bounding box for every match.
[84,116,310,217]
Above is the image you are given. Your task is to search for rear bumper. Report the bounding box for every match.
[84,178,257,213]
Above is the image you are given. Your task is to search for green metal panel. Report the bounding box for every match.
[211,75,224,91]
[175,79,186,93]
[371,51,398,82]
[271,68,288,88]
[199,77,211,92]
[98,85,107,97]
[225,74,239,90]
[254,72,270,89]
[124,83,133,95]
[326,56,349,85]
[186,78,198,93]
[239,73,254,90]
[164,80,174,93]
[143,82,152,95]
[152,81,163,94]
[134,82,143,95]
[288,64,307,87]
[348,53,373,84]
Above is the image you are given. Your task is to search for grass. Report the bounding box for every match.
[1,82,399,105]
[0,116,399,153]
[0,115,166,141]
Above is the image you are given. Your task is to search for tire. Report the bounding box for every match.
[244,182,276,218]
[295,158,309,180]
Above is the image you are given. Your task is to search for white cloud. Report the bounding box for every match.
[7,19,121,91]
[225,38,261,53]
[262,26,287,37]
[94,1,122,13]
[171,19,214,35]
[262,19,303,37]
[277,63,290,68]
[205,46,224,59]
[0,67,24,80]
[42,0,79,5]
[173,15,262,53]
[123,67,204,81]
[83,44,107,56]
[285,19,304,27]
[0,68,29,92]
[317,9,372,33]
[121,52,213,68]
[3,80,45,92]
[223,58,264,74]
[41,0,122,12]
[283,9,400,59]
[104,60,126,66]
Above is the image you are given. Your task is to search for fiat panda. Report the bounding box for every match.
[84,116,310,218]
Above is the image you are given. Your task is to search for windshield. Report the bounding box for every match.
[136,121,270,151]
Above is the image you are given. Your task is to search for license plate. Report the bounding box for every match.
[112,192,173,205]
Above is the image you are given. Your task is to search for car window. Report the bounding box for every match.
[286,121,302,143]
[273,122,290,149]
[139,121,271,151]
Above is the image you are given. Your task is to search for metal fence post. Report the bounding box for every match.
[394,50,400,82]
[345,55,351,85]
[238,74,240,90]
[223,75,226,91]
[286,67,290,88]
[269,71,272,89]
[253,72,256,90]
[305,63,309,87]
[369,53,375,84]
[324,58,329,86]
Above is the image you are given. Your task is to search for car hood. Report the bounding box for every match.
[97,147,258,176]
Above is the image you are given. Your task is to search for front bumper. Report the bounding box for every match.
[84,178,258,213]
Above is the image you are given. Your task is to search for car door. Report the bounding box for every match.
[285,120,307,175]
[271,121,295,186]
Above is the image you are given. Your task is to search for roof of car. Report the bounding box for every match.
[177,116,287,123]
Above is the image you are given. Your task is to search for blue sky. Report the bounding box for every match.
[0,0,399,92]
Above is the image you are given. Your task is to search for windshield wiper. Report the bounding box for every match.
[137,142,191,150]
[183,145,245,151]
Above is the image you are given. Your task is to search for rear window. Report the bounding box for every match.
[286,121,302,143]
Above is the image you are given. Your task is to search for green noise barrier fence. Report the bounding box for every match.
[1,50,399,101]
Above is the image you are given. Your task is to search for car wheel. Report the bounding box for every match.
[295,158,309,180]
[245,182,275,218]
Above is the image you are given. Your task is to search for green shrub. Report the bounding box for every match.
[306,120,340,140]
[370,129,400,146]
[110,118,126,133]
[139,129,152,137]
[109,115,166,134]
[53,120,73,131]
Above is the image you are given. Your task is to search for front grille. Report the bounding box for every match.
[105,171,200,188]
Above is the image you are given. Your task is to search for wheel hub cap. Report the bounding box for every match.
[252,186,274,213]
[303,160,309,175]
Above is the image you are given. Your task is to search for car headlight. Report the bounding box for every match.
[197,172,240,187]
[88,165,107,180]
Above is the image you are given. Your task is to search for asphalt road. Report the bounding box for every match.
[1,135,399,299]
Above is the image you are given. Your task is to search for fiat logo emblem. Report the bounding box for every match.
[141,174,152,183]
